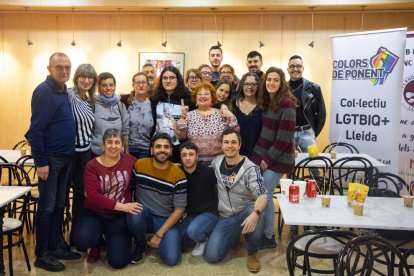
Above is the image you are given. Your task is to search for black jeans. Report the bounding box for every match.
[67,149,91,246]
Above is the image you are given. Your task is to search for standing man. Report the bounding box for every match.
[142,62,157,94]
[205,128,267,273]
[127,133,187,266]
[28,52,81,272]
[208,45,223,82]
[287,55,326,152]
[246,51,265,80]
[178,141,218,256]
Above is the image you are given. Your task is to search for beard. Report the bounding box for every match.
[153,152,170,163]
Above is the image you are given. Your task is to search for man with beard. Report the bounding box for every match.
[209,45,223,82]
[142,62,157,93]
[246,51,265,81]
[127,133,187,266]
[287,55,326,152]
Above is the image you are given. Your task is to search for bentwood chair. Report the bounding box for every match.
[286,229,357,276]
[366,172,410,194]
[323,142,359,154]
[2,165,32,276]
[331,156,374,192]
[12,140,27,150]
[336,235,411,276]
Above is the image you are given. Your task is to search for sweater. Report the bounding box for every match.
[83,153,136,214]
[250,96,296,174]
[91,97,129,155]
[183,163,218,216]
[28,76,76,167]
[175,109,238,165]
[211,155,266,218]
[133,158,187,217]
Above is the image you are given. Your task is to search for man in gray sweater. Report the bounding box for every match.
[204,128,267,273]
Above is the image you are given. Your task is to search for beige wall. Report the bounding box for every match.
[0,11,413,149]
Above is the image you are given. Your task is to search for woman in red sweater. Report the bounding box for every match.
[75,129,141,269]
[251,67,297,249]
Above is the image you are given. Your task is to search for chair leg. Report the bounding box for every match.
[20,236,31,272]
[7,234,14,276]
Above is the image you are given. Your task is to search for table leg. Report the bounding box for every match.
[0,206,5,276]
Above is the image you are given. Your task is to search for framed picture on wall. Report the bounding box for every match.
[139,52,185,77]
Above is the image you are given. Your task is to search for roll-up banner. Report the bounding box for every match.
[330,28,407,174]
[399,32,414,186]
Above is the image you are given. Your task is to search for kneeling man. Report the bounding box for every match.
[205,128,267,273]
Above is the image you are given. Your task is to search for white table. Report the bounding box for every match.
[0,150,31,164]
[0,186,32,275]
[295,153,386,168]
[277,194,414,230]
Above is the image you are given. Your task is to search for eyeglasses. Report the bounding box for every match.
[53,65,71,72]
[201,71,212,76]
[244,82,257,88]
[162,76,177,81]
[197,93,211,97]
[188,76,200,81]
[134,81,148,86]
[79,76,94,81]
[289,64,303,70]
[100,83,115,89]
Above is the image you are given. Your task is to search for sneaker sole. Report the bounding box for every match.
[259,244,277,250]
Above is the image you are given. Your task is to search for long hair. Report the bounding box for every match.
[153,66,187,103]
[257,67,297,111]
[235,72,261,101]
[72,63,98,104]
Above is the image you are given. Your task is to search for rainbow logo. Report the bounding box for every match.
[370,47,399,85]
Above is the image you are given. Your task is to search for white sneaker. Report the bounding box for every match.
[191,241,207,256]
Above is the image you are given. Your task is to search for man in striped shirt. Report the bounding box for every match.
[127,132,187,266]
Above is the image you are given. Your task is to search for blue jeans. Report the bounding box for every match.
[129,147,149,159]
[35,154,72,257]
[127,206,181,266]
[179,212,218,245]
[262,170,282,238]
[68,149,91,246]
[294,129,316,152]
[204,205,264,263]
[75,208,131,269]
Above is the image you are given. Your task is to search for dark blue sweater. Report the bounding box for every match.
[28,76,76,167]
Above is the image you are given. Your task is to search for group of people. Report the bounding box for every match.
[26,47,326,273]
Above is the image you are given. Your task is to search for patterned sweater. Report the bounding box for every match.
[250,97,296,174]
[175,108,238,165]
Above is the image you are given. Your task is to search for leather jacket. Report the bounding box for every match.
[299,78,326,137]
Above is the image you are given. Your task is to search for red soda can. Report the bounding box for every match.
[306,180,317,197]
[289,185,299,203]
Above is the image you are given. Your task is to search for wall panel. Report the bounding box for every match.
[0,11,413,149]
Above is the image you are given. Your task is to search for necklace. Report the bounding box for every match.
[290,83,303,93]
[224,158,241,170]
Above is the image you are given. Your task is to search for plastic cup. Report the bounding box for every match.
[330,151,337,159]
[280,179,292,196]
[20,148,27,156]
[403,195,413,207]
[293,180,307,199]
[321,196,331,208]
[354,203,364,216]
[294,150,299,158]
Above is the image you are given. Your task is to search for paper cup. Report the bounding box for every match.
[293,180,307,199]
[280,179,292,196]
[403,195,413,208]
[321,196,331,208]
[354,204,364,216]
[330,151,337,159]
[20,148,27,156]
